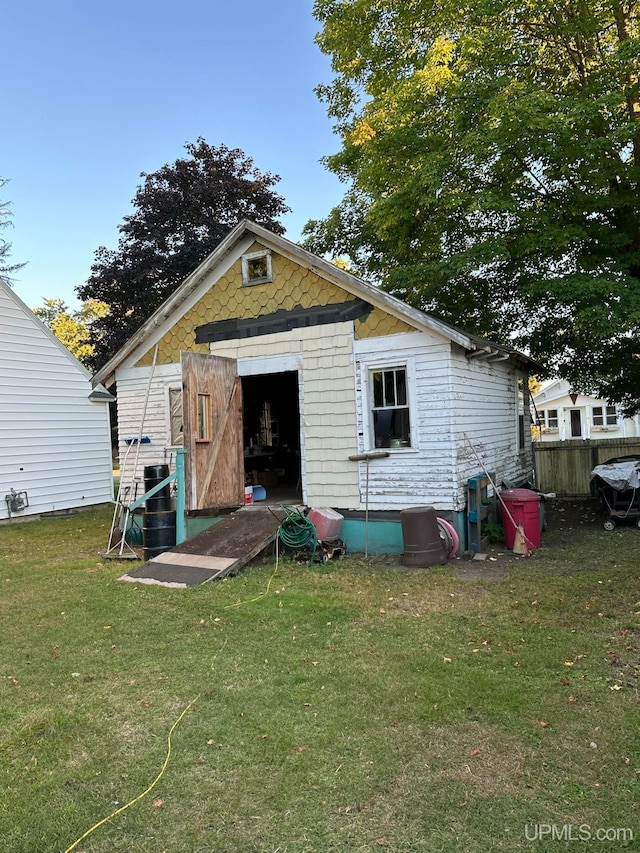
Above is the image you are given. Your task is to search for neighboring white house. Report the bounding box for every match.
[0,278,114,522]
[93,221,539,548]
[532,378,640,441]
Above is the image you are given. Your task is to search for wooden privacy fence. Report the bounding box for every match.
[534,437,640,497]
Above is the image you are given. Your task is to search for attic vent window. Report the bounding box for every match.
[242,250,272,286]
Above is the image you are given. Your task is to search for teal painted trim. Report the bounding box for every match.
[340,519,404,555]
[451,511,467,552]
[129,473,176,512]
[175,449,186,544]
[187,514,224,539]
[341,511,467,555]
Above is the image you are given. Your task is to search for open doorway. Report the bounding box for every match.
[242,371,302,504]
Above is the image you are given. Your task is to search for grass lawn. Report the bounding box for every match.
[0,503,638,852]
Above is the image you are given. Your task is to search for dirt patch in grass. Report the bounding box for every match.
[369,499,606,582]
[257,498,608,584]
[451,497,604,579]
[543,497,602,541]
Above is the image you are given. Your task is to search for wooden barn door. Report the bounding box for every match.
[181,352,244,511]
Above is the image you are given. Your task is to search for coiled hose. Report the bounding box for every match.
[278,505,317,561]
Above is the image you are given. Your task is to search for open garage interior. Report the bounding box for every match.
[242,370,302,503]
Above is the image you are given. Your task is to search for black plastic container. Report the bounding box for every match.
[144,464,171,512]
[142,510,176,561]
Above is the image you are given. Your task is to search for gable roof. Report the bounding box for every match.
[92,220,540,387]
[1,277,114,401]
[532,379,610,406]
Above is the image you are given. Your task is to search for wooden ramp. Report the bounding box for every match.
[118,506,286,588]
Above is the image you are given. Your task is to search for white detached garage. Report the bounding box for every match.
[92,221,539,550]
[0,278,114,522]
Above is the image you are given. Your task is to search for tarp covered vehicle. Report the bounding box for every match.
[590,455,640,530]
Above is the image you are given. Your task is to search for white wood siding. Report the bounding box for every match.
[352,333,532,511]
[114,328,532,515]
[211,322,360,507]
[533,381,640,441]
[354,331,458,510]
[450,348,533,508]
[115,363,182,494]
[0,284,113,520]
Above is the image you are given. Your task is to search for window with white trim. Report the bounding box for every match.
[370,366,411,448]
[592,405,617,427]
[242,249,272,285]
[539,408,558,429]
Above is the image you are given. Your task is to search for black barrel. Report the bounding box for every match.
[401,506,447,567]
[142,510,176,561]
[144,464,171,512]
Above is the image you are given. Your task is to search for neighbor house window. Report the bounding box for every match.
[545,409,558,429]
[592,405,617,427]
[168,388,183,446]
[242,249,272,285]
[371,366,411,448]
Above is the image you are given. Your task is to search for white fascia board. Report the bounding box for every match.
[94,232,256,385]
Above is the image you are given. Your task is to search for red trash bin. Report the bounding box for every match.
[500,489,541,551]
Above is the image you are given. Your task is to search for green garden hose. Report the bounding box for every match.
[278,505,318,561]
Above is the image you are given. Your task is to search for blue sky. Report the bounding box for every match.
[2,0,344,310]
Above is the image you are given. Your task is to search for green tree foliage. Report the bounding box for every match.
[34,298,110,366]
[0,178,25,281]
[307,0,640,412]
[77,139,290,370]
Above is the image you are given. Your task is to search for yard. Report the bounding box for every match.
[0,500,638,852]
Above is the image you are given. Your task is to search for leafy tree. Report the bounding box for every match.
[34,298,109,366]
[0,178,25,281]
[307,0,640,413]
[78,139,290,370]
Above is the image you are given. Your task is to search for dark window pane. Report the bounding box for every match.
[373,371,383,408]
[373,407,410,448]
[395,369,407,405]
[384,371,395,406]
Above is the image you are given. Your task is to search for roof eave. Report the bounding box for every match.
[91,219,544,385]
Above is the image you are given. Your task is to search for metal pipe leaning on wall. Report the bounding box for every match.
[348,451,390,559]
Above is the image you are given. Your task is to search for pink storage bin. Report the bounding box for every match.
[308,507,344,541]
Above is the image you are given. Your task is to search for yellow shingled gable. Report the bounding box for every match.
[135,245,413,365]
[355,307,414,339]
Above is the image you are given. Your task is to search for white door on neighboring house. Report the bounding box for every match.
[569,409,582,438]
